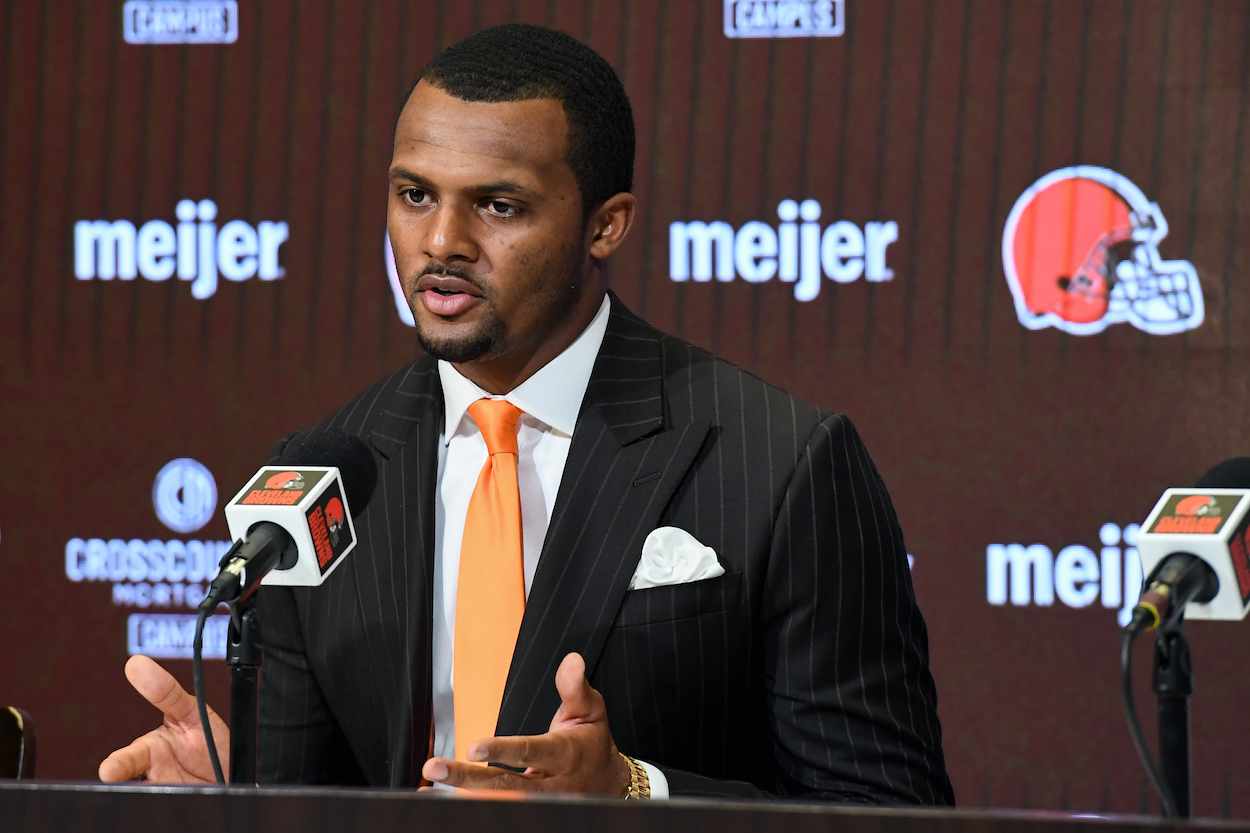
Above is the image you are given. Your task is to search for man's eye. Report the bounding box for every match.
[487,201,517,217]
[403,189,428,206]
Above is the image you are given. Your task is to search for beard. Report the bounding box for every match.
[413,301,506,363]
[408,248,585,364]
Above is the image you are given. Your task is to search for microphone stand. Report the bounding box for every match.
[1152,620,1193,819]
[226,595,263,786]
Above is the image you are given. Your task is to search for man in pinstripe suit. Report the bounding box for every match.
[101,25,954,804]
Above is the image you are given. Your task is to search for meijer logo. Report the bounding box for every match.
[123,1,239,45]
[74,200,289,300]
[987,522,1143,626]
[724,0,844,38]
[670,200,897,301]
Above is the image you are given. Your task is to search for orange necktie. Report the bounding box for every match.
[454,399,526,763]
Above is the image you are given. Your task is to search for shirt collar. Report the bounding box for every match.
[438,294,611,443]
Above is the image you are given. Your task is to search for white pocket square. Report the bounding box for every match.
[629,526,725,590]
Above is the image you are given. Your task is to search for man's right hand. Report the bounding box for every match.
[98,655,230,784]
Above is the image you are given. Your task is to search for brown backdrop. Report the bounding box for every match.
[2,0,1249,817]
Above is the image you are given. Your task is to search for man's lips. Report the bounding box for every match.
[414,273,483,317]
[416,274,481,296]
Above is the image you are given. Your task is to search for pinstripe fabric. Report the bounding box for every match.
[254,293,953,804]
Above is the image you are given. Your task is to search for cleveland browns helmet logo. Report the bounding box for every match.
[265,471,305,491]
[325,497,346,546]
[1002,166,1203,336]
[1176,495,1221,517]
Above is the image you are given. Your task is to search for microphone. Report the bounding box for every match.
[1128,554,1219,633]
[1128,458,1250,633]
[201,429,378,611]
[193,428,378,786]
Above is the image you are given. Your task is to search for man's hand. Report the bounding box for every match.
[422,652,632,796]
[98,655,229,784]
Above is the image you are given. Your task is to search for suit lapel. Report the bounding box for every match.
[497,297,711,737]
[355,357,442,787]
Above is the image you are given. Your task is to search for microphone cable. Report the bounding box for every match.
[193,603,227,785]
[1119,626,1177,819]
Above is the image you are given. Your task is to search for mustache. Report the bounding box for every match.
[411,263,487,292]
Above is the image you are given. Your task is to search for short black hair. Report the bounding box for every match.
[409,24,635,216]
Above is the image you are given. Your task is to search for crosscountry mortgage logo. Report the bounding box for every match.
[123,1,239,44]
[1002,166,1203,336]
[153,458,217,534]
[67,461,230,623]
[724,0,844,38]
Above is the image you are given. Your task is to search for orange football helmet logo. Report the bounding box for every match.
[1003,167,1203,335]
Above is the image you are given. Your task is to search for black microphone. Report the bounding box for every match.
[1127,459,1250,633]
[193,428,379,786]
[1193,457,1250,489]
[201,429,378,611]
[1119,459,1250,820]
[1127,554,1218,634]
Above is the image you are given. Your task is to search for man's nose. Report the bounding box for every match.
[423,202,479,263]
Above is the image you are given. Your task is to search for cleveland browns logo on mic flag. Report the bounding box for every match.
[1002,166,1203,336]
[265,471,305,491]
[1176,495,1221,517]
[1148,493,1237,535]
[325,496,345,546]
[239,468,326,506]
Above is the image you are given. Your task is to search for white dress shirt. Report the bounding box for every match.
[430,294,668,798]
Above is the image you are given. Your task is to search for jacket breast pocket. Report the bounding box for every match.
[614,572,743,628]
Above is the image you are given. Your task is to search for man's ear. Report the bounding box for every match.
[587,193,637,260]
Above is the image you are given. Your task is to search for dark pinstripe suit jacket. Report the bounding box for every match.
[255,293,955,804]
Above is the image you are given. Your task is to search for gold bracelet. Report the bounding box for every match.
[619,752,651,799]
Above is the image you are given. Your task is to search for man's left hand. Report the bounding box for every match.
[421,652,632,796]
